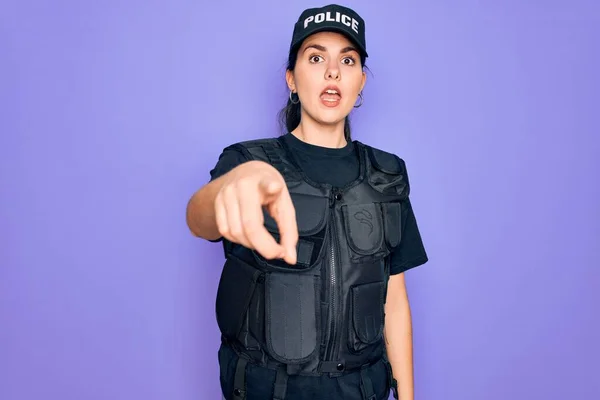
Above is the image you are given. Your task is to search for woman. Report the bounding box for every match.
[186,4,428,400]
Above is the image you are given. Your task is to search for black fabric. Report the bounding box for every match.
[218,342,391,400]
[233,356,248,399]
[348,282,385,353]
[342,203,385,257]
[265,272,318,363]
[273,366,289,400]
[208,133,428,275]
[215,257,263,340]
[296,239,314,266]
[360,366,376,400]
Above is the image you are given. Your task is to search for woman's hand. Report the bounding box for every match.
[214,160,298,264]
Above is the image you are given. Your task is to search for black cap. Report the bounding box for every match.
[290,4,368,58]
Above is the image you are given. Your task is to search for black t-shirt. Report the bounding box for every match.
[208,133,428,399]
[209,133,428,275]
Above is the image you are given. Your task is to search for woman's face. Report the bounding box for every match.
[287,31,366,128]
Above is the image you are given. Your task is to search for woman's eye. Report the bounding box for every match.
[309,55,324,63]
[342,57,356,65]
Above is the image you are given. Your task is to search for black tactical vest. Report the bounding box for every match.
[214,137,408,399]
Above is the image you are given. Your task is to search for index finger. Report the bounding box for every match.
[238,185,286,260]
[270,187,298,265]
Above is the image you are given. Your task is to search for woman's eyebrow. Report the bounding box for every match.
[303,44,327,53]
[303,44,359,54]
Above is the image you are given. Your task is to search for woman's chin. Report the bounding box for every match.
[313,107,351,124]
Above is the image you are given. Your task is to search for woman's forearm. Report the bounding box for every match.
[384,275,415,400]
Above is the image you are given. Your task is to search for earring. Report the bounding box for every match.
[354,92,364,108]
[289,90,300,104]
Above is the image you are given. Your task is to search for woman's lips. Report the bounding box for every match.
[320,87,341,107]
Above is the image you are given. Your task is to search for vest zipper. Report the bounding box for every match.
[325,190,342,362]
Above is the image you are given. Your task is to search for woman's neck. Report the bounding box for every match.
[291,117,347,149]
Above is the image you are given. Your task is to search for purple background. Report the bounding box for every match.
[1,1,599,399]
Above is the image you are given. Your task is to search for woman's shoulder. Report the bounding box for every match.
[214,136,284,167]
[223,136,281,151]
[354,140,407,175]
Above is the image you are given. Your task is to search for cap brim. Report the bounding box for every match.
[290,25,368,58]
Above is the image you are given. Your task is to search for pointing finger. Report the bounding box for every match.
[240,182,286,259]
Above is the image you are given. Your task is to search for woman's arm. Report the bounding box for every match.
[384,273,414,400]
[185,159,299,263]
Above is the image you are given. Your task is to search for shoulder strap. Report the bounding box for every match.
[232,137,302,182]
[355,140,406,176]
[355,141,410,197]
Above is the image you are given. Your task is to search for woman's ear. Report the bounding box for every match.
[286,70,296,92]
[360,70,367,93]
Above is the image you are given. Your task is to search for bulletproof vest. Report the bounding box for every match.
[214,137,409,391]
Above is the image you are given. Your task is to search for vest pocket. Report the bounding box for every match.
[348,281,385,353]
[365,146,409,197]
[342,202,402,262]
[215,256,264,340]
[265,271,320,364]
[342,203,387,262]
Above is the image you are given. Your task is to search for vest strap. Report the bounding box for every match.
[359,365,376,400]
[272,365,289,400]
[256,140,302,182]
[262,144,283,167]
[296,239,314,267]
[382,354,399,399]
[232,356,248,399]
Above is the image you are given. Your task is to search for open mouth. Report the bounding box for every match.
[320,87,342,105]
